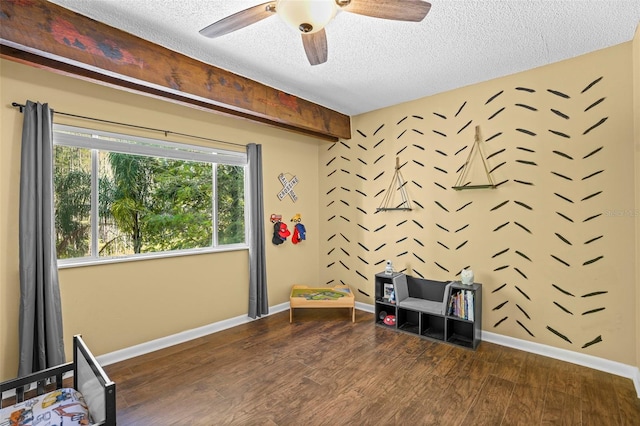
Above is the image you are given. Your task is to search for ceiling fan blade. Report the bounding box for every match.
[302,29,328,66]
[339,0,431,22]
[200,2,277,38]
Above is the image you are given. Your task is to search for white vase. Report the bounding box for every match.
[461,269,474,285]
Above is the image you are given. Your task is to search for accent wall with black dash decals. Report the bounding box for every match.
[319,45,636,364]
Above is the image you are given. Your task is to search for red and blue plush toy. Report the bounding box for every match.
[290,213,306,244]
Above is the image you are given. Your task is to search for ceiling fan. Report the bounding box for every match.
[199,0,432,65]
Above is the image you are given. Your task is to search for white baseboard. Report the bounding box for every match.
[97,301,640,398]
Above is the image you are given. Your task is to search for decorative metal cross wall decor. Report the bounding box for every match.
[277,173,298,202]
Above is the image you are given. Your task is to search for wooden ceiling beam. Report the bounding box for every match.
[0,0,351,141]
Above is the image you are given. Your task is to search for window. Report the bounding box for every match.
[53,124,247,265]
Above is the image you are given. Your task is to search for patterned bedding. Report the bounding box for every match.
[0,387,91,426]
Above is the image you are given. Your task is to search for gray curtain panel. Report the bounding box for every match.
[18,101,66,377]
[247,143,268,318]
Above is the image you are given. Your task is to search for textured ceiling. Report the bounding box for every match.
[49,0,640,116]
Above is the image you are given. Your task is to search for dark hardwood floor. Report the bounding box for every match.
[105,309,640,425]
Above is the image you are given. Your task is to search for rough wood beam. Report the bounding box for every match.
[0,0,351,141]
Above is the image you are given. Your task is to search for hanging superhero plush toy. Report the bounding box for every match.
[290,213,306,244]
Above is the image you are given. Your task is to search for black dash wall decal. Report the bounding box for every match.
[582,307,605,315]
[355,174,367,181]
[550,109,570,119]
[584,235,603,244]
[516,304,531,320]
[553,302,573,315]
[328,142,336,151]
[374,139,385,149]
[495,180,509,189]
[373,124,385,135]
[435,149,447,156]
[493,300,509,310]
[358,242,369,251]
[414,238,424,246]
[581,76,603,93]
[397,116,408,125]
[514,267,528,279]
[455,241,468,250]
[455,101,467,117]
[517,321,535,337]
[515,251,532,261]
[583,146,603,159]
[556,212,574,222]
[356,270,368,280]
[326,157,336,166]
[552,284,575,297]
[397,251,408,257]
[413,253,425,263]
[412,115,424,120]
[456,164,465,174]
[397,130,407,139]
[328,248,335,255]
[327,169,337,177]
[455,224,469,233]
[357,224,369,232]
[555,233,572,245]
[374,189,385,198]
[414,269,425,279]
[582,170,604,180]
[355,190,367,197]
[435,182,447,190]
[375,243,386,251]
[340,155,350,162]
[514,222,532,233]
[357,256,369,264]
[339,261,349,270]
[516,87,535,92]
[414,200,424,209]
[434,201,449,212]
[551,255,570,267]
[553,150,573,160]
[328,215,336,221]
[356,129,367,137]
[486,132,503,142]
[328,262,335,267]
[492,248,510,258]
[396,237,408,243]
[515,286,531,300]
[486,90,504,104]
[397,220,407,226]
[488,107,505,120]
[547,89,570,99]
[357,144,367,151]
[339,141,350,149]
[489,162,507,173]
[494,265,509,271]
[374,155,385,165]
[437,223,450,232]
[412,129,424,135]
[548,130,571,138]
[412,220,424,229]
[327,201,335,207]
[494,317,508,327]
[582,335,602,348]
[516,128,537,136]
[434,166,448,174]
[514,201,533,210]
[516,103,538,111]
[490,200,510,211]
[457,120,473,134]
[340,248,350,256]
[581,191,602,201]
[358,288,370,297]
[433,130,447,137]
[373,172,384,180]
[433,112,447,119]
[583,256,604,266]
[554,193,574,203]
[375,259,385,265]
[340,186,351,192]
[493,222,510,232]
[582,291,608,298]
[340,169,350,174]
[517,146,535,153]
[340,233,350,242]
[513,179,534,186]
[493,283,507,293]
[435,262,449,272]
[547,326,572,343]
[583,117,608,135]
[413,144,426,152]
[583,213,602,222]
[551,171,573,181]
[486,148,506,160]
[585,97,605,112]
[340,200,349,206]
[516,160,538,166]
[454,145,468,155]
[456,202,472,212]
[412,180,423,188]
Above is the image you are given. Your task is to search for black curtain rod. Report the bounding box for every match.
[11,102,246,149]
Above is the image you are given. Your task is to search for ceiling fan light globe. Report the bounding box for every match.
[276,0,337,34]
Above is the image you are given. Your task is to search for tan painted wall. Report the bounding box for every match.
[633,23,640,370]
[319,43,637,365]
[0,59,325,381]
